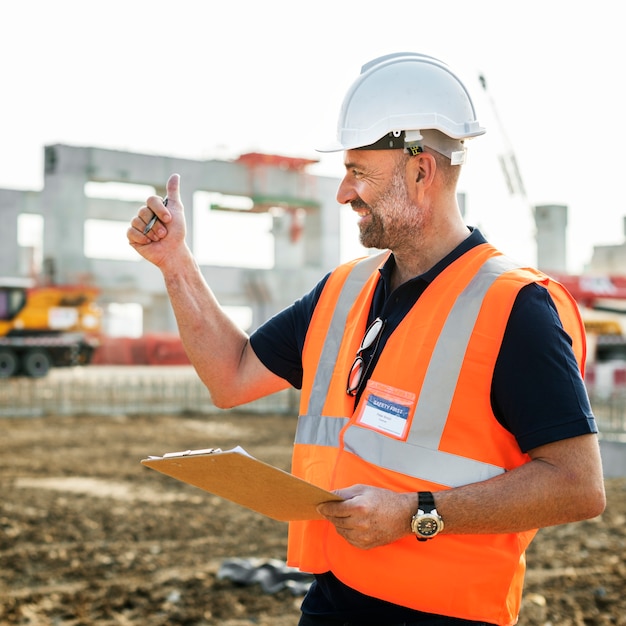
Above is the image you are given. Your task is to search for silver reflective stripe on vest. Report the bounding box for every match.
[342,427,504,487]
[299,253,523,488]
[408,255,522,448]
[295,412,348,448]
[301,251,390,421]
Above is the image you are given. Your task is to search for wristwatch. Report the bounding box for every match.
[411,491,444,541]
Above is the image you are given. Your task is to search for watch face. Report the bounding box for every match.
[417,514,441,537]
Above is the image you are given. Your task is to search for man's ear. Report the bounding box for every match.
[408,152,436,187]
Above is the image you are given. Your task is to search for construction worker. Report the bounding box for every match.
[128,53,606,625]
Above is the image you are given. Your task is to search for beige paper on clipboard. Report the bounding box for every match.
[141,446,343,521]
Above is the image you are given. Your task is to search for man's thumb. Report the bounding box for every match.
[166,173,181,204]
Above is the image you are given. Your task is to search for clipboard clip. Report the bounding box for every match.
[148,447,221,460]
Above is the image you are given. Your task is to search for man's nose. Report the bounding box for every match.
[336,176,357,205]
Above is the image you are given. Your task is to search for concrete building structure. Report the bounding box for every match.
[533,203,626,276]
[587,216,626,275]
[534,203,568,273]
[0,144,343,333]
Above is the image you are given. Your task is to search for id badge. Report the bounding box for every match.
[355,380,416,440]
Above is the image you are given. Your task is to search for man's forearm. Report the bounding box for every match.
[161,251,252,406]
[434,434,606,535]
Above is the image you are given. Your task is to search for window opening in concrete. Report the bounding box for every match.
[84,182,158,261]
[18,213,44,274]
[84,219,139,261]
[223,305,253,332]
[104,302,143,337]
[193,191,274,269]
[84,182,156,201]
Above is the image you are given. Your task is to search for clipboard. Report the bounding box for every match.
[141,446,343,521]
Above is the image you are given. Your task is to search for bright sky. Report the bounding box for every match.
[3,0,625,273]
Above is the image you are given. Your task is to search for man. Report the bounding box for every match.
[127,53,605,625]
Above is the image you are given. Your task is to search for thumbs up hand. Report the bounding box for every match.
[127,173,191,269]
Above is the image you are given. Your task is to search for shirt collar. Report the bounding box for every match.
[378,226,487,290]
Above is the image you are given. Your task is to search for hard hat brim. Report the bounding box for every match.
[315,139,346,153]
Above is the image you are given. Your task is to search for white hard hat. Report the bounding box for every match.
[318,52,486,164]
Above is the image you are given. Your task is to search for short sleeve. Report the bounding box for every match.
[249,274,330,389]
[491,283,598,452]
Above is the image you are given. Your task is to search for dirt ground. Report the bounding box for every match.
[1,411,625,626]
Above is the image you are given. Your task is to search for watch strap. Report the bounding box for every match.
[418,491,435,513]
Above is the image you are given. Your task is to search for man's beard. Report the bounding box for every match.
[356,166,418,251]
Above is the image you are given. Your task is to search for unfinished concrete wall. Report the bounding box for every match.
[0,144,342,333]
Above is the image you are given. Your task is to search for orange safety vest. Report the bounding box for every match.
[287,243,586,625]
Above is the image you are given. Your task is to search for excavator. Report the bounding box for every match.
[0,278,101,378]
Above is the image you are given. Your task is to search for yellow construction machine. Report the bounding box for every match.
[0,278,101,378]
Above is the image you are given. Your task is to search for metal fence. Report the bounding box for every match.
[1,365,625,442]
[0,366,299,419]
[587,390,626,442]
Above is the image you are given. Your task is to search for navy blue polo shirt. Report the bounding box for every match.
[249,227,597,624]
